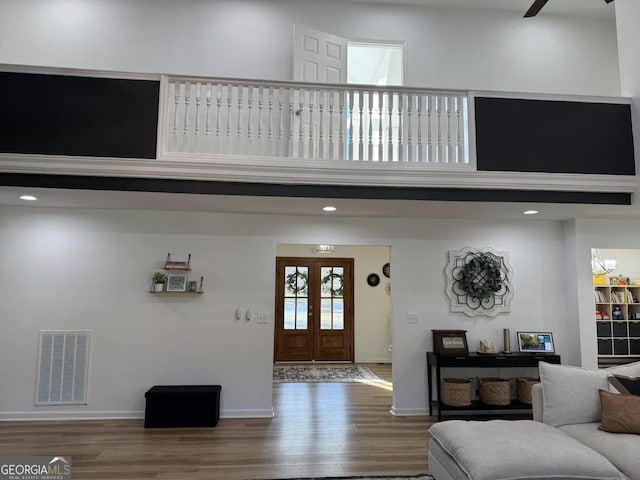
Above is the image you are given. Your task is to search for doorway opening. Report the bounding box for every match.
[273,244,392,365]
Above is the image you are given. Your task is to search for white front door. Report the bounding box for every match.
[293,25,348,83]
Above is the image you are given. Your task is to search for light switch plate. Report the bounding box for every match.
[257,312,269,324]
[407,312,418,324]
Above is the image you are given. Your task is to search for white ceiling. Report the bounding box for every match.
[1,185,638,221]
[347,0,615,18]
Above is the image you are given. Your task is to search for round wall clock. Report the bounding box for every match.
[382,263,390,278]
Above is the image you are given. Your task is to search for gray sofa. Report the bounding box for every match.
[428,361,639,480]
[531,361,640,480]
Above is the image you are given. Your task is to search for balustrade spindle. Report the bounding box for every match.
[205,84,212,137]
[195,83,202,138]
[215,84,222,139]
[387,92,394,162]
[446,96,452,163]
[183,82,191,137]
[278,88,284,156]
[237,86,244,155]
[348,90,354,161]
[397,92,404,162]
[298,90,305,158]
[416,94,423,163]
[368,91,373,161]
[378,91,383,162]
[436,95,443,163]
[308,90,315,159]
[427,95,433,163]
[173,82,181,136]
[338,92,345,160]
[247,86,254,155]
[288,92,295,156]
[318,91,325,159]
[328,91,335,160]
[407,93,413,162]
[226,84,233,152]
[456,95,463,163]
[258,86,264,147]
[358,91,364,161]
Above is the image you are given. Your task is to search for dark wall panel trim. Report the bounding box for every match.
[475,97,635,175]
[0,173,631,205]
[0,72,160,159]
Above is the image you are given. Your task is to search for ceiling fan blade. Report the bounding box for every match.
[604,0,614,4]
[524,0,550,17]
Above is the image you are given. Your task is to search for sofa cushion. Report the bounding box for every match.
[608,374,640,396]
[598,389,640,434]
[606,360,640,378]
[539,361,609,427]
[428,419,625,480]
[560,421,640,480]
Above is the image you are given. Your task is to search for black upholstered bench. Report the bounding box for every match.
[144,385,221,428]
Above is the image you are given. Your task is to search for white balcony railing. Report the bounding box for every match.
[161,76,469,164]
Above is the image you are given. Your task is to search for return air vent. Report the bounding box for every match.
[36,331,91,405]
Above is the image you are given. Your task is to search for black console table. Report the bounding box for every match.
[427,352,561,420]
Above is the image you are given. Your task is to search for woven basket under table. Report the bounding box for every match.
[516,377,540,404]
[440,378,473,407]
[479,377,511,406]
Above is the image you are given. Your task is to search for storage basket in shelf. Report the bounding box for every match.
[479,377,511,406]
[440,378,472,407]
[516,377,540,404]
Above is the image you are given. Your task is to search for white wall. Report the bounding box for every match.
[0,206,568,419]
[276,244,391,363]
[0,0,620,95]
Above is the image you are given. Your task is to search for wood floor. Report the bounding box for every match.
[0,364,435,480]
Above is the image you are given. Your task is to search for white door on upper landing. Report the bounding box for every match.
[293,25,348,83]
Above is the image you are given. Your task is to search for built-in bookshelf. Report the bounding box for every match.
[594,284,640,364]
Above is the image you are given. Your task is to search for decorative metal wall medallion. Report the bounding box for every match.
[445,247,514,317]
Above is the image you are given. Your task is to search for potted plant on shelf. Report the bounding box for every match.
[151,272,167,292]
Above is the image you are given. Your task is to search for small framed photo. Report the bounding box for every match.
[432,329,469,355]
[517,332,555,353]
[166,274,187,292]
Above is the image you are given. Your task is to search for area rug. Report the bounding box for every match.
[273,365,386,383]
[254,475,432,480]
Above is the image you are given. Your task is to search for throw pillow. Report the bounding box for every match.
[608,374,640,396]
[539,362,609,427]
[598,389,640,434]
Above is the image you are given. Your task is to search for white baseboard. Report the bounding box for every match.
[0,410,144,421]
[389,407,430,416]
[221,408,274,418]
[0,408,275,421]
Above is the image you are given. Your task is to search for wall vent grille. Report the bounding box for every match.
[36,331,91,405]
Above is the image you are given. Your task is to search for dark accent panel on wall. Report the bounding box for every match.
[475,97,635,175]
[0,173,631,205]
[0,72,159,159]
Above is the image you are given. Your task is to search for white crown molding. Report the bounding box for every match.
[0,153,635,193]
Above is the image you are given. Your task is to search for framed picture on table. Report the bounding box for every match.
[517,332,555,353]
[432,329,469,355]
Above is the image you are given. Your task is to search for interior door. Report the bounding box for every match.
[275,257,354,362]
[293,25,348,83]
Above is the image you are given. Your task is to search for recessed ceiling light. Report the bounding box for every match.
[322,206,337,212]
[523,209,539,215]
[19,195,38,201]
